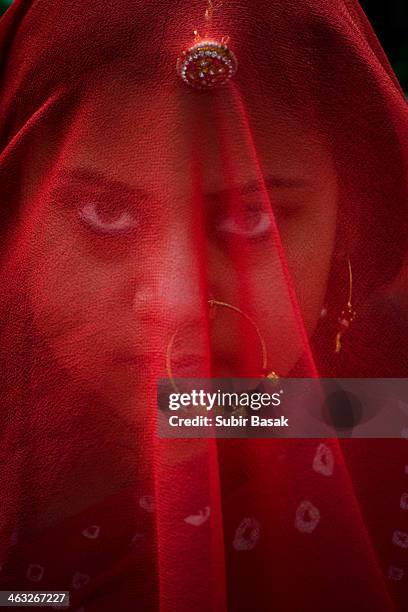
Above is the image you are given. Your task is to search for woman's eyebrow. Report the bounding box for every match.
[207,176,310,200]
[58,167,152,200]
[59,167,308,202]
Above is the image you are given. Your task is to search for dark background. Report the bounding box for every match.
[360,0,408,91]
[0,0,407,92]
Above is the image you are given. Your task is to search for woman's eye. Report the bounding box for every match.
[78,201,139,236]
[216,206,272,240]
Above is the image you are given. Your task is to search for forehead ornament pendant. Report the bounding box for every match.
[177,39,238,90]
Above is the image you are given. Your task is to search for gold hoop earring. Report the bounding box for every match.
[165,299,278,388]
[208,300,279,379]
[335,258,356,353]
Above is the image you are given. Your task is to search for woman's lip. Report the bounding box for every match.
[111,352,164,366]
[166,353,212,377]
[111,352,247,378]
[112,352,212,375]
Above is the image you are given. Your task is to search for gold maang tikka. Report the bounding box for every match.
[177,0,238,89]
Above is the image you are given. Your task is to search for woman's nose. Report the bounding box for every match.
[132,225,206,324]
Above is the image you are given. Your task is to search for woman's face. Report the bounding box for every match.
[26,72,337,412]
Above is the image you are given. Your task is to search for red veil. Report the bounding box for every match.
[0,0,408,610]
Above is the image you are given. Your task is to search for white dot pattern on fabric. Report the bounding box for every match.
[184,506,211,526]
[72,571,91,590]
[233,518,261,551]
[392,530,408,549]
[400,428,408,440]
[129,533,145,547]
[398,400,408,416]
[400,493,408,510]
[81,525,100,539]
[139,495,155,513]
[295,500,320,534]
[26,564,44,582]
[312,443,334,476]
[388,566,404,581]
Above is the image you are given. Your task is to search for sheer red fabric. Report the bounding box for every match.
[0,0,408,610]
